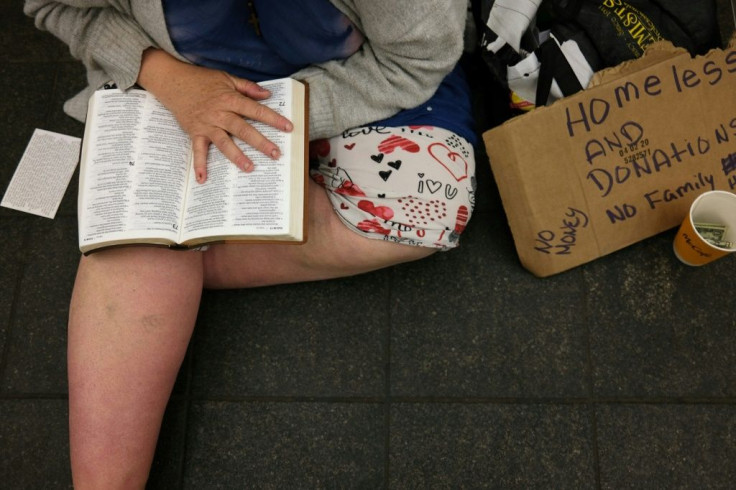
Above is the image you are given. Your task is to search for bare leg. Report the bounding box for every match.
[68,184,434,488]
[68,248,203,489]
[203,180,435,289]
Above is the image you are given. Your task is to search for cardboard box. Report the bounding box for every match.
[483,39,736,277]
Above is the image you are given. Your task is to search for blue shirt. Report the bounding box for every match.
[163,0,476,144]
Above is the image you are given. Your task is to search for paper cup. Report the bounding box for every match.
[673,190,736,266]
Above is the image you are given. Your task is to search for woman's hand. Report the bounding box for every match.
[137,48,293,183]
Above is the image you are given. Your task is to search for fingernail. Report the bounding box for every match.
[238,157,252,171]
[196,171,205,184]
[271,149,281,160]
[284,122,293,132]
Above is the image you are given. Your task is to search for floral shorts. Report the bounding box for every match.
[310,126,476,250]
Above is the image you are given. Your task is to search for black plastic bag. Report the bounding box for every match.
[479,0,721,110]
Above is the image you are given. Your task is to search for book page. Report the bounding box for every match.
[78,89,190,249]
[1,129,80,218]
[131,95,191,233]
[180,79,296,242]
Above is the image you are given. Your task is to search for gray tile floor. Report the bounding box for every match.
[2,2,735,488]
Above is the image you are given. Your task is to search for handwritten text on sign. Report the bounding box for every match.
[534,46,736,256]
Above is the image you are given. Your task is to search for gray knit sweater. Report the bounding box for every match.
[24,0,466,140]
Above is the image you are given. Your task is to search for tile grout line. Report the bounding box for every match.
[580,270,603,490]
[163,394,736,404]
[0,219,34,394]
[45,63,62,126]
[176,319,200,488]
[589,403,603,490]
[2,390,735,405]
[383,269,393,489]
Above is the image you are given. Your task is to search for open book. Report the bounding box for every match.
[78,78,308,254]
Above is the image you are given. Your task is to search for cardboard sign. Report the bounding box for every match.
[483,40,736,277]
